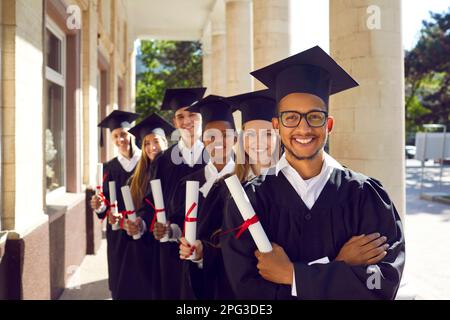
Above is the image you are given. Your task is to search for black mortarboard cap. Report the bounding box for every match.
[160,87,207,111]
[225,89,277,125]
[187,95,234,127]
[250,46,359,106]
[128,113,175,147]
[97,110,139,147]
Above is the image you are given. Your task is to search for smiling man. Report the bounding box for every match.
[221,46,405,300]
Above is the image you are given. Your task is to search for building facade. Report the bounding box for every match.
[0,0,405,299]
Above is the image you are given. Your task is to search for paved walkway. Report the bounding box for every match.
[59,237,111,300]
[59,160,450,300]
[401,160,450,299]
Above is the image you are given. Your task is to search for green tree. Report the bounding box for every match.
[405,9,450,142]
[136,40,203,122]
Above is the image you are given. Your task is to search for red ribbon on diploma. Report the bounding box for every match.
[98,193,111,224]
[119,210,135,230]
[235,215,260,239]
[144,198,165,232]
[218,214,260,239]
[183,202,198,237]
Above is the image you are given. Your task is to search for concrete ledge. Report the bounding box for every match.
[46,192,87,300]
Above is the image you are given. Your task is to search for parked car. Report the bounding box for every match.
[405,145,416,159]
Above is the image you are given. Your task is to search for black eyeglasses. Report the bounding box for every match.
[279,110,328,128]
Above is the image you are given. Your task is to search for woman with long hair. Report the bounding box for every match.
[124,113,174,300]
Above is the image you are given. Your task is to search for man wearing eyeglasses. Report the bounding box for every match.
[221,46,405,300]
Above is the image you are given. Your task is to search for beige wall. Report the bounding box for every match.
[1,0,47,234]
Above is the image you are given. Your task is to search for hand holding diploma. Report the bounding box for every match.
[124,217,144,237]
[255,243,294,285]
[224,175,272,253]
[179,237,203,261]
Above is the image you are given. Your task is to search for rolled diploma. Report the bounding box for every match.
[149,179,169,242]
[185,181,199,260]
[121,185,141,240]
[108,181,120,231]
[96,163,103,196]
[224,175,272,253]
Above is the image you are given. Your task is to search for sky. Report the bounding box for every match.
[289,0,450,54]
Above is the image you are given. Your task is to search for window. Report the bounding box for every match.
[45,19,66,194]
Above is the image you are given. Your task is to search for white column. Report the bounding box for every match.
[201,20,213,95]
[225,0,253,96]
[329,0,405,218]
[210,4,227,96]
[253,0,290,90]
[82,0,99,187]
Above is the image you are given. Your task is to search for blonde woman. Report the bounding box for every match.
[125,113,174,300]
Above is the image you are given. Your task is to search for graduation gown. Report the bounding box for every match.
[98,157,153,300]
[169,169,235,300]
[221,168,405,300]
[137,143,207,300]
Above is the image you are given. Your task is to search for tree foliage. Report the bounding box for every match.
[405,9,450,141]
[135,40,203,122]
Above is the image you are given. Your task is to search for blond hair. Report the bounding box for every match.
[130,140,152,210]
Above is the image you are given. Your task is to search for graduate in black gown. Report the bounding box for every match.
[139,88,209,300]
[123,113,175,299]
[173,95,237,300]
[221,46,405,300]
[91,110,142,299]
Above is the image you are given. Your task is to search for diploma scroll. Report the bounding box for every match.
[108,181,120,231]
[121,185,141,240]
[149,179,169,242]
[224,175,272,253]
[185,181,199,260]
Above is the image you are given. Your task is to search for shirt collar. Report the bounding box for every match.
[205,158,236,181]
[178,138,204,153]
[199,158,235,197]
[178,138,204,167]
[117,149,142,172]
[275,152,344,179]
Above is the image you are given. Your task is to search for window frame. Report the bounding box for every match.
[45,17,67,198]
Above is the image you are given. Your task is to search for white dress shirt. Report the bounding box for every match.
[275,152,343,209]
[178,139,205,168]
[274,152,344,297]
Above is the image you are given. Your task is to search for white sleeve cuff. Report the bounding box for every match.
[95,202,107,214]
[169,224,182,242]
[141,220,147,236]
[291,269,297,297]
[192,258,203,269]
